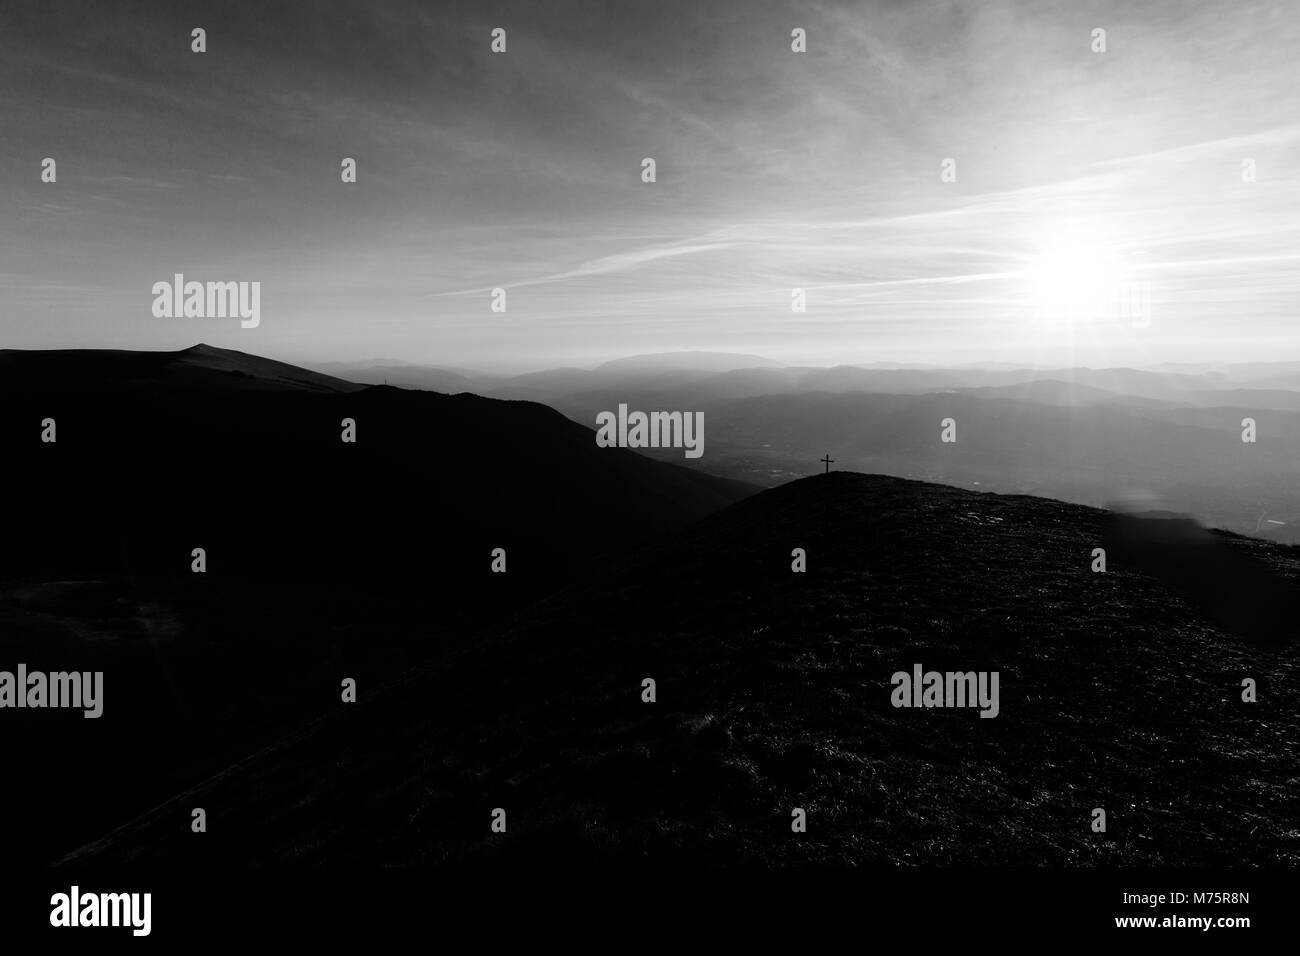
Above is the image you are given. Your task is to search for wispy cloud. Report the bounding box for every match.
[2,0,1298,367]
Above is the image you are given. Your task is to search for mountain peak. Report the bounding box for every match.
[0,342,365,395]
[596,351,782,373]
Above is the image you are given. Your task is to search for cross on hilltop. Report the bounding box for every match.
[821,454,834,474]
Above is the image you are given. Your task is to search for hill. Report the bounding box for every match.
[0,343,364,394]
[55,473,1299,866]
[0,344,755,866]
[0,344,752,579]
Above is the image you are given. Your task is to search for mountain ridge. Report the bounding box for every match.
[0,342,364,394]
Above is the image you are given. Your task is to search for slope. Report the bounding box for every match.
[0,344,756,866]
[55,473,1299,867]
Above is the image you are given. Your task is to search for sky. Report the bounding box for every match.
[2,0,1298,372]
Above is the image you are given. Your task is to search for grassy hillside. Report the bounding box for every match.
[60,473,1299,866]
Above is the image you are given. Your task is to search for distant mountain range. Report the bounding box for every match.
[316,351,1300,403]
[313,350,1300,543]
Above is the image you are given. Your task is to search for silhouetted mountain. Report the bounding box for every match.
[0,344,755,866]
[56,474,1298,867]
[0,343,364,394]
[0,344,751,581]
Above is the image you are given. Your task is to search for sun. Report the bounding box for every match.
[1022,231,1123,323]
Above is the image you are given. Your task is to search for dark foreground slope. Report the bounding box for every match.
[0,344,754,866]
[60,473,1299,867]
